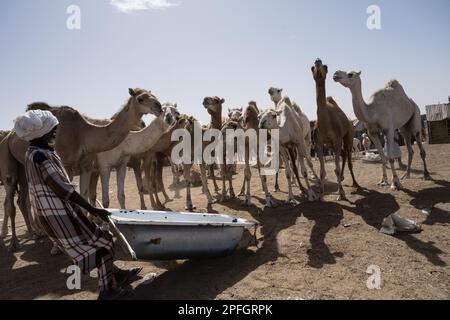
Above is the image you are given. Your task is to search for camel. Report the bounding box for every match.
[333,69,430,189]
[90,103,178,210]
[362,133,371,152]
[353,138,361,158]
[259,102,318,204]
[3,88,162,251]
[228,107,243,122]
[268,87,317,190]
[238,101,276,207]
[311,59,360,200]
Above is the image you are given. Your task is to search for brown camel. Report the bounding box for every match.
[3,88,162,251]
[311,59,359,200]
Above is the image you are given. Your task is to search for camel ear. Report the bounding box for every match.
[311,66,315,73]
[239,107,243,112]
[129,88,137,97]
[174,103,178,108]
[220,98,225,104]
[357,71,362,76]
[324,65,328,72]
[279,89,283,93]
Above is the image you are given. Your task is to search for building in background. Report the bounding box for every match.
[426,97,450,144]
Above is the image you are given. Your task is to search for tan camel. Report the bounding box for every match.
[311,59,359,200]
[353,138,361,159]
[238,101,276,207]
[362,133,371,152]
[91,103,178,210]
[268,87,317,190]
[3,89,162,251]
[333,69,430,189]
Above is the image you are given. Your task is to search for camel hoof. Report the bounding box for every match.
[238,191,245,197]
[274,186,281,192]
[185,205,194,212]
[391,183,401,191]
[308,191,319,202]
[0,230,9,239]
[401,172,411,180]
[8,239,20,252]
[285,198,299,206]
[424,173,432,181]
[243,197,252,207]
[337,194,347,201]
[265,197,276,208]
[377,179,388,187]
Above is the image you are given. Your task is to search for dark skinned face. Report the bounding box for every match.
[35,126,58,146]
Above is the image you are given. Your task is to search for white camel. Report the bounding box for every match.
[268,88,318,185]
[93,103,178,209]
[259,102,318,204]
[333,71,430,190]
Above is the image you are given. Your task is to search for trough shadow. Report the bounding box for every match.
[129,196,302,299]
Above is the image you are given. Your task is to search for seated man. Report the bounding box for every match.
[14,109,142,300]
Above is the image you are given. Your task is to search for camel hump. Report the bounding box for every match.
[386,79,407,95]
[326,96,338,106]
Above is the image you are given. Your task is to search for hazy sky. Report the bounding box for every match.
[1,0,449,130]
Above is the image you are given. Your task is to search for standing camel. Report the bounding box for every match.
[259,103,318,204]
[91,103,178,209]
[268,87,317,190]
[333,70,430,189]
[238,101,276,207]
[362,133,371,152]
[3,89,162,251]
[352,138,361,159]
[311,59,359,200]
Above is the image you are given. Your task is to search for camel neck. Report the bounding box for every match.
[315,79,328,114]
[350,81,371,123]
[210,112,222,129]
[124,117,166,155]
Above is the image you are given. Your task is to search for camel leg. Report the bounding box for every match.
[340,149,346,182]
[17,170,40,238]
[333,144,346,201]
[143,159,157,209]
[219,164,228,202]
[280,147,298,205]
[79,160,93,204]
[296,146,318,202]
[346,148,360,188]
[89,171,99,206]
[315,144,327,195]
[184,164,194,211]
[4,176,19,251]
[99,169,111,208]
[157,163,171,204]
[131,163,147,210]
[227,165,235,199]
[116,164,127,209]
[414,132,431,180]
[369,132,389,186]
[151,161,164,209]
[385,129,401,190]
[209,166,220,193]
[199,163,214,206]
[243,163,252,206]
[400,128,413,179]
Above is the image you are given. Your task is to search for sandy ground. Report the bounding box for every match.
[0,144,449,300]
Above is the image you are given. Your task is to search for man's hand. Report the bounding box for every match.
[89,208,111,223]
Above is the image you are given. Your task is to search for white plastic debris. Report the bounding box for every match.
[380,213,422,235]
[421,208,431,215]
[141,272,157,286]
[362,152,382,163]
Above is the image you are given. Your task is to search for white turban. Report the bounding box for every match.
[14,110,59,141]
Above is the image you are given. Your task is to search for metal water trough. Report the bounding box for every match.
[108,209,256,260]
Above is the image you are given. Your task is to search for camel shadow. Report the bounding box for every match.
[300,201,344,269]
[129,198,301,299]
[341,188,446,267]
[401,179,450,226]
[0,237,97,300]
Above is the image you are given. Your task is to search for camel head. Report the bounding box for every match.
[203,96,225,115]
[161,102,180,128]
[311,58,328,82]
[228,107,243,122]
[243,101,259,128]
[128,88,162,117]
[258,109,281,130]
[333,70,361,88]
[268,87,283,104]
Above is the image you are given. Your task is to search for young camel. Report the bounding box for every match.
[259,103,318,204]
[311,59,359,200]
[362,133,371,152]
[333,70,430,189]
[268,87,317,190]
[238,101,276,207]
[143,114,215,211]
[91,103,178,209]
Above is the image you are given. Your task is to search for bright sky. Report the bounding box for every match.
[1,0,449,130]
